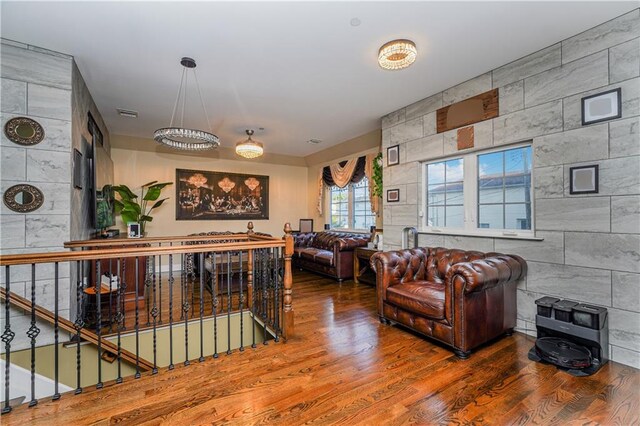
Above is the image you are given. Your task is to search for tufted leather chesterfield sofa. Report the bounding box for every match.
[371,247,527,358]
[293,231,370,282]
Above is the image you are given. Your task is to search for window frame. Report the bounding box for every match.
[327,179,376,232]
[421,142,535,239]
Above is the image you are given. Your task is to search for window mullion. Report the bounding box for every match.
[464,154,476,233]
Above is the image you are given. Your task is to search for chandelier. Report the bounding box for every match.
[154,57,220,151]
[187,173,208,188]
[235,129,264,159]
[378,39,417,70]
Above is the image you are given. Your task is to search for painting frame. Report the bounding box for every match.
[73,148,83,189]
[569,165,599,195]
[176,168,269,221]
[299,219,314,233]
[387,189,400,203]
[581,88,622,126]
[387,145,400,166]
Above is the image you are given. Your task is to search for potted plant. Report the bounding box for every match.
[113,181,173,236]
[372,152,383,198]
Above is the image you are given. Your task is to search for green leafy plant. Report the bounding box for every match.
[372,152,383,198]
[113,181,173,235]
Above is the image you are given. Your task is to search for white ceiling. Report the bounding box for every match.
[1,1,636,156]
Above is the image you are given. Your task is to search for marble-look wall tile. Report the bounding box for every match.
[1,78,26,113]
[386,117,423,145]
[610,345,640,369]
[26,149,71,183]
[611,195,640,234]
[492,44,561,88]
[609,116,640,159]
[443,120,492,155]
[422,111,437,137]
[608,307,640,352]
[533,124,609,167]
[1,146,26,181]
[25,215,70,248]
[612,271,640,312]
[536,197,610,232]
[390,204,418,227]
[0,44,72,89]
[381,225,405,249]
[27,83,72,121]
[1,113,72,152]
[493,100,563,146]
[565,232,640,273]
[562,9,640,64]
[32,279,71,312]
[382,108,405,129]
[527,261,611,305]
[1,215,25,248]
[1,39,28,49]
[498,80,524,115]
[442,73,492,106]
[494,231,564,264]
[516,289,539,323]
[563,156,640,197]
[442,235,494,252]
[388,162,419,186]
[524,51,609,107]
[534,165,564,199]
[417,233,445,247]
[405,134,444,162]
[563,77,639,131]
[406,93,442,120]
[610,37,640,84]
[0,260,70,285]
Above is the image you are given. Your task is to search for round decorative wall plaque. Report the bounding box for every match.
[3,184,44,213]
[4,117,45,146]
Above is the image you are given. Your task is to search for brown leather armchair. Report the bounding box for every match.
[371,247,527,359]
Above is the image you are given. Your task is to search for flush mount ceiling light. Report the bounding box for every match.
[153,57,219,151]
[235,129,264,159]
[378,39,417,70]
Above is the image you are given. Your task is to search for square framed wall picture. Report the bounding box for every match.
[581,88,621,125]
[387,145,399,166]
[387,189,400,202]
[570,165,599,195]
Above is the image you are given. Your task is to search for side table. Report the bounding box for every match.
[353,247,380,285]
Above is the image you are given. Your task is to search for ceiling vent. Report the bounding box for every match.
[117,108,138,118]
[307,139,322,145]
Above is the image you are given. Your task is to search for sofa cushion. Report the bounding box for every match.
[386,281,445,320]
[293,247,305,259]
[299,247,334,266]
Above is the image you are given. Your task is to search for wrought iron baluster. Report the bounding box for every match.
[28,264,40,407]
[251,249,256,349]
[116,258,123,384]
[239,251,244,352]
[134,257,141,379]
[120,258,127,331]
[2,266,14,414]
[180,251,185,321]
[168,253,175,370]
[198,253,205,362]
[262,249,269,345]
[108,258,113,333]
[96,261,103,389]
[53,262,61,399]
[151,254,159,374]
[74,261,83,394]
[158,243,162,324]
[227,251,232,355]
[274,248,280,342]
[183,251,190,366]
[145,256,152,326]
[212,252,218,359]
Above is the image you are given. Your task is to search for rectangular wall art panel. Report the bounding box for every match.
[437,89,499,133]
[176,169,269,220]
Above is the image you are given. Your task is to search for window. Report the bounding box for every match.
[330,179,376,230]
[423,144,533,237]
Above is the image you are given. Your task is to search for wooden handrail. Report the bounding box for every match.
[64,233,255,248]
[1,239,285,266]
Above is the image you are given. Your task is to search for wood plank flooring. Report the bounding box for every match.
[4,271,639,425]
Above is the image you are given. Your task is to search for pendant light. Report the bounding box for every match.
[235,129,264,159]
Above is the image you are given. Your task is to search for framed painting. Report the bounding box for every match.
[176,169,269,220]
[569,165,599,195]
[581,88,622,126]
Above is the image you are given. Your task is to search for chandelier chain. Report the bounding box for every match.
[169,67,186,128]
[193,69,213,133]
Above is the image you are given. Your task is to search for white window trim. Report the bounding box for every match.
[326,181,375,232]
[420,142,535,239]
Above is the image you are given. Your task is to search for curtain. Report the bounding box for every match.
[316,156,370,216]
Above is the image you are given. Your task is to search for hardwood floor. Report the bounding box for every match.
[5,271,639,425]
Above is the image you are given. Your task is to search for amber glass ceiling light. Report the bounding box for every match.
[153,57,220,151]
[235,129,264,159]
[378,39,417,70]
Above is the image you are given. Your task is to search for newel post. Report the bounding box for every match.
[247,221,254,235]
[283,222,294,339]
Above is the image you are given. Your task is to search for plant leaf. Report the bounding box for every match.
[142,180,158,187]
[143,182,173,201]
[114,199,124,213]
[121,211,138,225]
[140,215,153,222]
[122,200,141,214]
[113,185,137,200]
[149,198,168,210]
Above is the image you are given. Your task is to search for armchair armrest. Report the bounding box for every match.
[445,254,527,294]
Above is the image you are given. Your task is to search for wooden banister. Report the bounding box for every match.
[282,222,294,340]
[64,233,252,248]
